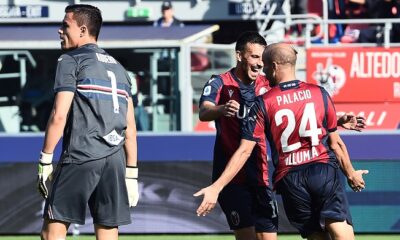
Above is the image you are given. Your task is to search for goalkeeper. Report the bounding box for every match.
[37,4,139,240]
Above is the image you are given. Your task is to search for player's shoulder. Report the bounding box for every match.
[205,73,224,87]
[301,81,327,93]
[218,69,234,81]
[256,74,268,82]
[56,52,77,65]
[300,80,319,88]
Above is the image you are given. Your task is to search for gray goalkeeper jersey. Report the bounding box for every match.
[54,44,132,163]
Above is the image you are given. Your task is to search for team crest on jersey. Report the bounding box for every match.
[228,89,234,98]
[203,86,211,96]
[230,211,240,226]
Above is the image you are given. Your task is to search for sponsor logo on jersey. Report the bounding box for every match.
[57,57,63,62]
[203,86,211,96]
[237,102,254,119]
[284,146,319,166]
[103,129,124,146]
[248,114,257,121]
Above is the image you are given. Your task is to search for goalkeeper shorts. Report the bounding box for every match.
[43,149,131,226]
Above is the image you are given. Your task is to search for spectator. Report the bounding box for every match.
[289,0,308,36]
[153,0,184,28]
[340,0,400,43]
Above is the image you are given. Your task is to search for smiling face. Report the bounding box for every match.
[236,42,265,84]
[58,12,81,50]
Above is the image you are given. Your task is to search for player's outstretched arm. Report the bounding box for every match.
[125,97,139,207]
[193,139,256,216]
[37,91,74,199]
[199,100,240,121]
[337,114,366,132]
[328,131,369,192]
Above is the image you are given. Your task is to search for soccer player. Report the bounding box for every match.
[195,43,368,240]
[36,4,139,240]
[194,31,277,240]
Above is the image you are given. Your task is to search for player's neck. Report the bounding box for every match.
[163,16,174,23]
[78,38,97,48]
[233,68,253,85]
[276,68,296,84]
[279,75,296,82]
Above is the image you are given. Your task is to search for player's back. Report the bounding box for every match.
[55,44,132,163]
[262,80,337,184]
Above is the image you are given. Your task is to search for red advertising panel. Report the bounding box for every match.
[336,103,400,130]
[307,47,400,102]
[194,120,215,132]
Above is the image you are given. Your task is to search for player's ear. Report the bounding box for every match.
[272,61,278,70]
[236,51,242,62]
[80,25,87,37]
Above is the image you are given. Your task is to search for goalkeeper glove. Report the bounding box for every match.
[37,151,53,199]
[125,166,139,207]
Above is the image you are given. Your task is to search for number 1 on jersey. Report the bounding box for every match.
[107,70,119,114]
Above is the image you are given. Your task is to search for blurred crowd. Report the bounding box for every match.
[287,0,400,44]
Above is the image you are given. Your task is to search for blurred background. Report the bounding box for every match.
[0,0,399,237]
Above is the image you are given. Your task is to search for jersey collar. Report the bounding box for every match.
[279,80,301,91]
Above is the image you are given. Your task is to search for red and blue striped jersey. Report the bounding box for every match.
[200,68,271,186]
[242,80,337,186]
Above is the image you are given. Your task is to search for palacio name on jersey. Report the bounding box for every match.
[285,146,319,166]
[96,53,117,64]
[276,90,312,106]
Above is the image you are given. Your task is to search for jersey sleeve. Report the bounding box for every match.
[199,75,223,106]
[241,96,266,142]
[54,54,78,93]
[124,70,133,97]
[321,87,337,132]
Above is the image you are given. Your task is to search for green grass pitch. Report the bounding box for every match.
[1,235,399,240]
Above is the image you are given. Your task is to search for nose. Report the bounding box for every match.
[258,58,264,67]
[256,61,263,69]
[58,28,63,35]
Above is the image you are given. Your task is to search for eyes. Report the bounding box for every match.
[61,21,69,29]
[250,55,261,59]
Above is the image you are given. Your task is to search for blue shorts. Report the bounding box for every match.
[218,183,278,232]
[276,162,353,238]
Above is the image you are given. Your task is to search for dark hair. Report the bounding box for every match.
[235,31,267,52]
[65,4,102,40]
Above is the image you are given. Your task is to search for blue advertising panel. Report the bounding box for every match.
[0,132,399,234]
